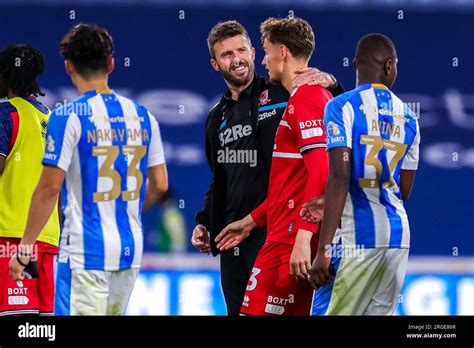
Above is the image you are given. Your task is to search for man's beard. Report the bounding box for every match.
[219,63,254,88]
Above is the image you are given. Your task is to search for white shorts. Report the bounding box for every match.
[311,244,409,315]
[55,260,139,315]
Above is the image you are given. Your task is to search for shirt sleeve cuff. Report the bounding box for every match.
[250,210,266,227]
[401,161,418,170]
[297,218,319,234]
[148,154,165,168]
[42,160,67,173]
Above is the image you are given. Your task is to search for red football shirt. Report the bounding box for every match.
[251,84,332,245]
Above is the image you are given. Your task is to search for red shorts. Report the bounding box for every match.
[0,238,57,316]
[240,238,318,316]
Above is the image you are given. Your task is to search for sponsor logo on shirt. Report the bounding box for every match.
[299,119,324,129]
[8,296,29,305]
[264,294,295,315]
[8,287,29,305]
[219,124,252,147]
[258,108,276,121]
[43,153,57,161]
[359,103,408,122]
[267,294,294,306]
[265,304,284,315]
[88,115,144,123]
[301,127,323,139]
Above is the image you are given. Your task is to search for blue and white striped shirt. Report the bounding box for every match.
[324,83,420,249]
[43,90,165,270]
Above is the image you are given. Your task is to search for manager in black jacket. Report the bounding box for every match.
[192,20,344,315]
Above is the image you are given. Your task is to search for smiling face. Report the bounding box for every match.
[210,34,255,88]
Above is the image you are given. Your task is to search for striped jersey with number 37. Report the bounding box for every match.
[42,90,165,271]
[324,83,420,249]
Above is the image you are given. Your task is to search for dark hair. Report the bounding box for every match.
[60,23,114,77]
[0,44,45,97]
[355,33,397,63]
[260,17,315,60]
[207,20,252,59]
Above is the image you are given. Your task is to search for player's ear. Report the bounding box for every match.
[108,57,115,74]
[251,47,256,61]
[210,58,220,72]
[64,60,74,76]
[352,58,357,69]
[280,45,287,60]
[383,58,392,76]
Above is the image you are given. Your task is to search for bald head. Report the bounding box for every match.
[354,33,398,88]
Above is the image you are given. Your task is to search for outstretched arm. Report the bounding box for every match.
[143,163,168,212]
[309,147,351,288]
[9,166,64,281]
[290,148,328,280]
[214,199,267,251]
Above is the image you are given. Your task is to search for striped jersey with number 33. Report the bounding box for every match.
[42,90,165,271]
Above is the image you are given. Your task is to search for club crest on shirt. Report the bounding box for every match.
[259,89,271,106]
[326,121,340,137]
[46,135,55,152]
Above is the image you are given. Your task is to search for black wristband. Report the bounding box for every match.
[16,253,30,267]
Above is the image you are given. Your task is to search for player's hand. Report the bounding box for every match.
[215,215,257,251]
[309,246,334,289]
[9,253,28,282]
[300,195,325,224]
[289,229,313,281]
[292,68,336,89]
[191,224,211,254]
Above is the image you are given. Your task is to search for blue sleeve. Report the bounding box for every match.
[42,108,69,168]
[0,107,13,157]
[323,97,353,150]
